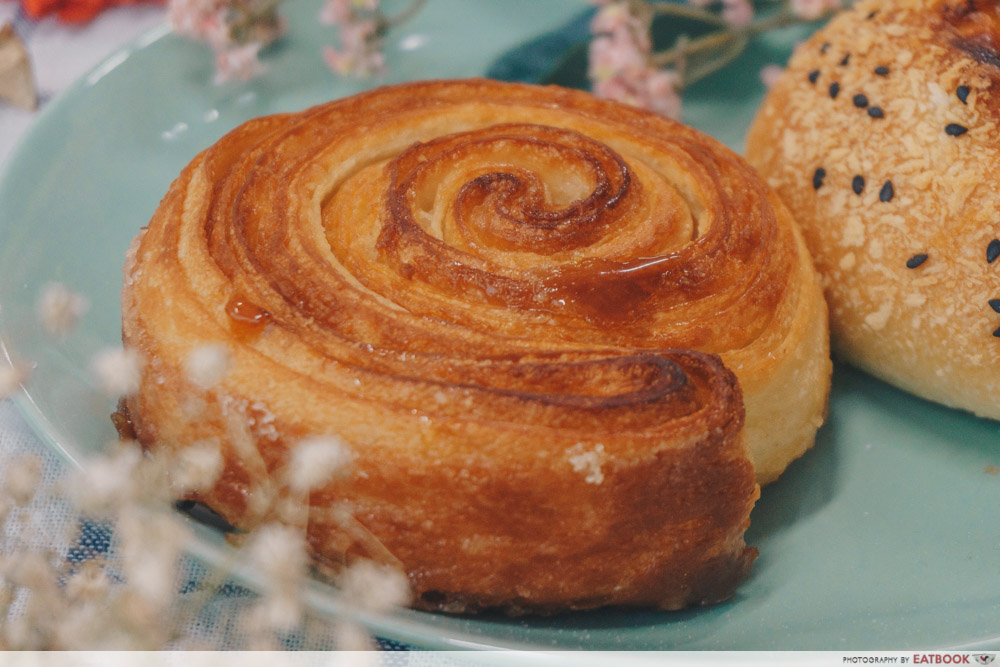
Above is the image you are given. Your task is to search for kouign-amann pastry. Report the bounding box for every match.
[122,79,829,613]
[747,0,1000,418]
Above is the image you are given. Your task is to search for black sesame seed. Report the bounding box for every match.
[868,106,885,119]
[821,42,832,54]
[874,66,890,76]
[852,175,865,195]
[945,123,969,136]
[993,326,1000,338]
[989,299,1000,313]
[840,53,851,66]
[867,10,879,19]
[829,82,841,99]
[808,69,820,84]
[906,253,929,269]
[813,167,827,190]
[879,180,895,202]
[988,239,1000,264]
[957,85,970,104]
[853,94,869,108]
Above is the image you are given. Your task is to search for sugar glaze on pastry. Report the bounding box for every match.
[747,0,1000,419]
[122,79,830,613]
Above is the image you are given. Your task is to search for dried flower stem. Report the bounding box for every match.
[227,0,284,45]
[649,6,800,88]
[378,0,426,32]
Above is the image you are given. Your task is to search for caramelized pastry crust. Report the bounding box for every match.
[123,79,829,613]
[747,0,1000,419]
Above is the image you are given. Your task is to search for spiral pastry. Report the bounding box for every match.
[122,79,829,613]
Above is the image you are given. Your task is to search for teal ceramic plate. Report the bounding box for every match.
[2,0,999,652]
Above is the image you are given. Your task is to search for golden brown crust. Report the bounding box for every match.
[123,79,828,613]
[747,0,1000,420]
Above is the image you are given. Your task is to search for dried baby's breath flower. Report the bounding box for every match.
[64,560,110,603]
[90,347,142,397]
[248,589,302,633]
[171,439,224,493]
[63,445,142,516]
[113,589,171,649]
[286,435,353,493]
[245,522,308,597]
[5,554,64,648]
[0,361,30,399]
[334,620,376,651]
[54,600,104,650]
[117,507,189,609]
[3,453,42,506]
[339,559,411,612]
[4,615,40,650]
[37,282,89,337]
[11,554,60,598]
[242,523,310,636]
[184,342,233,389]
[760,63,784,89]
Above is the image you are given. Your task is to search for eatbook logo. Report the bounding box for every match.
[975,656,996,665]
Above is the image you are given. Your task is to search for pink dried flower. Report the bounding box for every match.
[588,30,647,82]
[214,42,266,84]
[589,1,650,74]
[591,1,630,34]
[169,0,285,84]
[320,0,354,24]
[790,0,842,20]
[588,1,682,118]
[721,0,754,27]
[201,10,234,51]
[323,18,385,76]
[760,63,785,89]
[322,0,379,24]
[593,66,683,119]
[168,0,224,39]
[320,0,387,77]
[641,67,683,118]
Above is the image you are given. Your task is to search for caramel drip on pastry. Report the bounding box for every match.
[226,295,270,327]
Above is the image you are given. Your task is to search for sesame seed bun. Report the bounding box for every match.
[746,0,1000,419]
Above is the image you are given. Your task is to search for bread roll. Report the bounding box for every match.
[122,79,829,613]
[747,0,1000,418]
